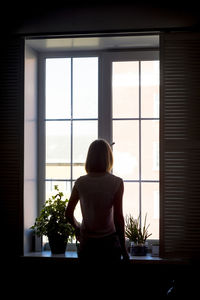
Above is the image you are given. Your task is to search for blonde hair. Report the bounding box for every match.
[85,139,113,173]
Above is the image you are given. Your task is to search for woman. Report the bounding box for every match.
[65,139,129,264]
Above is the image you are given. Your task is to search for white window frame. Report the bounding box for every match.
[38,49,159,245]
[102,51,159,233]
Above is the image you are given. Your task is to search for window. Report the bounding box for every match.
[23,33,200,258]
[112,59,159,239]
[37,42,159,240]
[45,57,98,221]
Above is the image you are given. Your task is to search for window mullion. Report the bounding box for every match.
[38,56,46,214]
[70,58,73,191]
[139,60,142,228]
[99,54,112,144]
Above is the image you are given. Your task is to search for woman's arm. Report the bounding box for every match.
[65,186,81,239]
[113,180,129,261]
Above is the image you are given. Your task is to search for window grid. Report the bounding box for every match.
[112,60,160,227]
[43,54,159,238]
[44,57,98,194]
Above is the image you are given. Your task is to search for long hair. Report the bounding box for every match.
[85,139,113,173]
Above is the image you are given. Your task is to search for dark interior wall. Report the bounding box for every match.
[2,1,200,36]
[1,2,200,259]
[18,4,199,35]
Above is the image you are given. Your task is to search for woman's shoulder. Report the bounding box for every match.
[107,172,123,184]
[106,173,123,195]
[75,175,88,183]
[74,175,87,188]
[75,173,123,185]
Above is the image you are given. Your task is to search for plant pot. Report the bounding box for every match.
[48,234,68,254]
[130,244,148,256]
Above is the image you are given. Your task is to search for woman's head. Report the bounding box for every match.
[85,139,113,173]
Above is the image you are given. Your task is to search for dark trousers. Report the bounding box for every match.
[78,232,122,265]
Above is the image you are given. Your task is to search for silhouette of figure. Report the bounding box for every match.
[65,139,129,265]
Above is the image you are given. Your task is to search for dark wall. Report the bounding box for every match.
[2,2,200,36]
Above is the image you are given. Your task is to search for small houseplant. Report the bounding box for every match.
[125,213,152,256]
[31,185,75,254]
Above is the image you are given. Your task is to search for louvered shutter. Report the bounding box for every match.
[0,37,24,256]
[160,32,200,258]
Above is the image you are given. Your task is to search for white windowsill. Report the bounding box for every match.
[23,251,174,263]
[24,250,78,258]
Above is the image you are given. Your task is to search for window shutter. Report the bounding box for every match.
[160,32,200,258]
[0,37,24,256]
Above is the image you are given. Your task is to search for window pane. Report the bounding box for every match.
[113,120,139,180]
[73,121,98,179]
[46,164,71,180]
[46,180,71,201]
[46,58,71,119]
[45,181,81,224]
[141,182,159,239]
[73,201,82,223]
[123,182,139,218]
[141,120,159,180]
[46,121,71,179]
[73,57,98,119]
[141,61,159,118]
[46,181,82,223]
[112,61,139,118]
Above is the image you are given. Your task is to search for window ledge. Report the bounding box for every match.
[23,251,186,265]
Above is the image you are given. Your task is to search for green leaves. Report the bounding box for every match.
[125,214,138,242]
[31,185,75,243]
[54,185,59,191]
[125,213,152,245]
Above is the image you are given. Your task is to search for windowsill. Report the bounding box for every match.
[23,251,185,265]
[24,250,78,259]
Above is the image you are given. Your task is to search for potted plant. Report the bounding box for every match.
[31,185,75,254]
[125,213,152,256]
